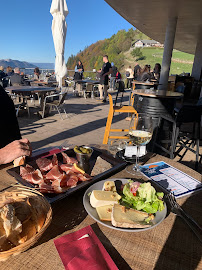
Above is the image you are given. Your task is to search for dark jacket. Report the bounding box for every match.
[10,73,29,86]
[74,64,84,81]
[0,86,21,148]
[0,70,6,80]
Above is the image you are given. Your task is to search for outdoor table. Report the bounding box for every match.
[6,86,56,110]
[76,79,100,99]
[0,150,201,270]
[132,80,159,90]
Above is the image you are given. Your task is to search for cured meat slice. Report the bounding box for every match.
[36,157,53,172]
[46,165,64,180]
[51,174,70,189]
[22,169,44,185]
[52,154,58,166]
[77,173,92,182]
[20,164,35,177]
[60,164,73,173]
[39,182,55,194]
[66,177,78,188]
[61,152,78,165]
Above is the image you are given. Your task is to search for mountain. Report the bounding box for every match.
[0,59,36,69]
[67,28,150,72]
[31,63,55,69]
[67,28,194,76]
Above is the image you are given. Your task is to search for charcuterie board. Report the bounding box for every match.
[7,147,127,203]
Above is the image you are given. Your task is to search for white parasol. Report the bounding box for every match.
[50,0,68,89]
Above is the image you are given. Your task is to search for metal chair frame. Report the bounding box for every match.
[42,92,67,120]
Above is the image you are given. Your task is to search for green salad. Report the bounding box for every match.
[121,180,164,214]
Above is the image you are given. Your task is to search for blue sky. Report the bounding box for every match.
[0,0,133,63]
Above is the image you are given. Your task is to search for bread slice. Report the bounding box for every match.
[96,205,113,221]
[91,157,112,176]
[0,218,6,247]
[111,204,152,228]
[13,156,25,167]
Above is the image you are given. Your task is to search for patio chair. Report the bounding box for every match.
[103,93,138,144]
[153,105,202,170]
[42,92,67,120]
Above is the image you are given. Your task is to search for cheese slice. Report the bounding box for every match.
[111,204,152,228]
[96,205,113,221]
[90,190,121,208]
[102,181,116,192]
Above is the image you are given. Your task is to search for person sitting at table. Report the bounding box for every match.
[0,138,32,165]
[34,67,43,81]
[0,85,32,151]
[74,60,84,94]
[0,66,6,80]
[151,63,161,81]
[6,66,14,76]
[10,67,29,86]
[137,65,151,82]
[133,62,141,80]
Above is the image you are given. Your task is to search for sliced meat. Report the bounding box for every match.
[60,164,73,173]
[36,157,53,172]
[52,154,58,166]
[20,164,35,177]
[52,174,70,189]
[22,169,44,185]
[39,182,55,193]
[66,176,78,188]
[46,165,64,180]
[61,152,78,165]
[77,173,92,182]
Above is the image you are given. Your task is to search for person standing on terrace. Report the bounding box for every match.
[125,65,134,89]
[74,60,84,94]
[98,55,112,103]
[109,62,117,90]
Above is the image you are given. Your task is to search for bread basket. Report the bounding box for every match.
[0,186,52,261]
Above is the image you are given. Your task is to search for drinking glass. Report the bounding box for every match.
[127,113,153,174]
[108,139,127,157]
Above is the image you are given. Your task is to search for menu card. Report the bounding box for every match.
[140,161,202,198]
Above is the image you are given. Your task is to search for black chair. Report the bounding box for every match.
[114,80,125,106]
[153,105,202,170]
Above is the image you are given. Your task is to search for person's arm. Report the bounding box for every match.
[0,138,32,165]
[75,66,78,72]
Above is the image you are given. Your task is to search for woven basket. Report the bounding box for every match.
[0,186,52,261]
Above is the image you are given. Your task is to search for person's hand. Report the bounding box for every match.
[0,138,32,165]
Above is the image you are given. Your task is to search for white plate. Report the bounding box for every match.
[83,178,167,232]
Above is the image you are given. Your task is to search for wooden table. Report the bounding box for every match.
[0,152,201,270]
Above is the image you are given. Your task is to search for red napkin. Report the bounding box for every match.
[54,226,119,270]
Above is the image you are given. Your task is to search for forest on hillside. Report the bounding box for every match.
[67,28,150,72]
